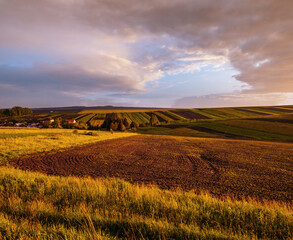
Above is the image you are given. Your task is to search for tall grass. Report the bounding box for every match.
[0,167,292,239]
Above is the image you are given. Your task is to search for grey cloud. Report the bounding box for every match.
[0,0,293,107]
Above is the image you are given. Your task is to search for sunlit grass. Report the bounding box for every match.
[0,167,292,239]
[0,127,136,165]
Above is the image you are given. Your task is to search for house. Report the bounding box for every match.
[64,119,76,124]
[42,118,54,124]
[27,123,42,128]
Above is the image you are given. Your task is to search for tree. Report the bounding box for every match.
[123,118,130,129]
[3,109,10,116]
[10,106,23,116]
[150,114,160,126]
[52,117,63,128]
[102,113,125,131]
[9,106,33,116]
[130,121,139,129]
[22,108,33,115]
[110,121,118,131]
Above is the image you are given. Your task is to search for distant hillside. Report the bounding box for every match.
[32,105,165,113]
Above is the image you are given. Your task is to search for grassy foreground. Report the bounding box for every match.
[0,127,136,165]
[0,167,292,240]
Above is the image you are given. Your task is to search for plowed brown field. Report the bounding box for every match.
[11,135,293,202]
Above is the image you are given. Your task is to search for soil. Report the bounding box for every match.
[11,135,293,202]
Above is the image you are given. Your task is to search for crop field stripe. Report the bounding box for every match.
[75,113,90,121]
[190,109,214,119]
[120,113,133,123]
[195,109,228,119]
[221,120,293,137]
[250,107,285,115]
[125,113,139,123]
[145,112,166,122]
[230,108,263,117]
[194,122,293,142]
[157,111,179,120]
[264,107,293,113]
[92,113,106,120]
[86,113,98,123]
[211,108,245,118]
[164,111,185,120]
[77,113,96,123]
[130,112,144,124]
[236,108,271,116]
[154,111,173,122]
[140,112,151,120]
[134,112,150,123]
[171,110,210,120]
[187,109,211,119]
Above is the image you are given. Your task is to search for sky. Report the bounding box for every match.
[0,0,293,108]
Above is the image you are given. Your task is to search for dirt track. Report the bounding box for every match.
[11,135,293,202]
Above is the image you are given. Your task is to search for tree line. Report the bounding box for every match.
[0,106,33,116]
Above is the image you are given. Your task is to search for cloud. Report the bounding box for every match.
[0,0,292,107]
[174,92,291,108]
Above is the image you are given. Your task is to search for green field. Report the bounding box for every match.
[138,114,293,142]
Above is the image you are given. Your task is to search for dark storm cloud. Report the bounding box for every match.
[0,0,292,107]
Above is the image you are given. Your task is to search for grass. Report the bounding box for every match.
[137,115,293,142]
[0,166,292,239]
[138,126,217,138]
[190,121,293,142]
[221,119,293,136]
[0,127,136,165]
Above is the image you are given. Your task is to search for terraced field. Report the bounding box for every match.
[11,135,293,202]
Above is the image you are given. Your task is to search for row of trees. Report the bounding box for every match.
[101,113,160,131]
[0,106,33,116]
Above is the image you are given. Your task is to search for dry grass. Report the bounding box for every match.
[0,166,292,239]
[0,127,136,165]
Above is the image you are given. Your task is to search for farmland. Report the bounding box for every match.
[10,135,293,202]
[0,105,293,239]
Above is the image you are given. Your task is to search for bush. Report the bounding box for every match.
[72,129,78,134]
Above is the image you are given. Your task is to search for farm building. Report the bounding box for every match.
[64,119,76,124]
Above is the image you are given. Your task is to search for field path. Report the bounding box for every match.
[11,135,293,202]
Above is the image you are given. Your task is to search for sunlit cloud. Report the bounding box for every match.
[0,0,292,107]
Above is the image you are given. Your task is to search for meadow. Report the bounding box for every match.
[0,127,136,165]
[0,167,292,240]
